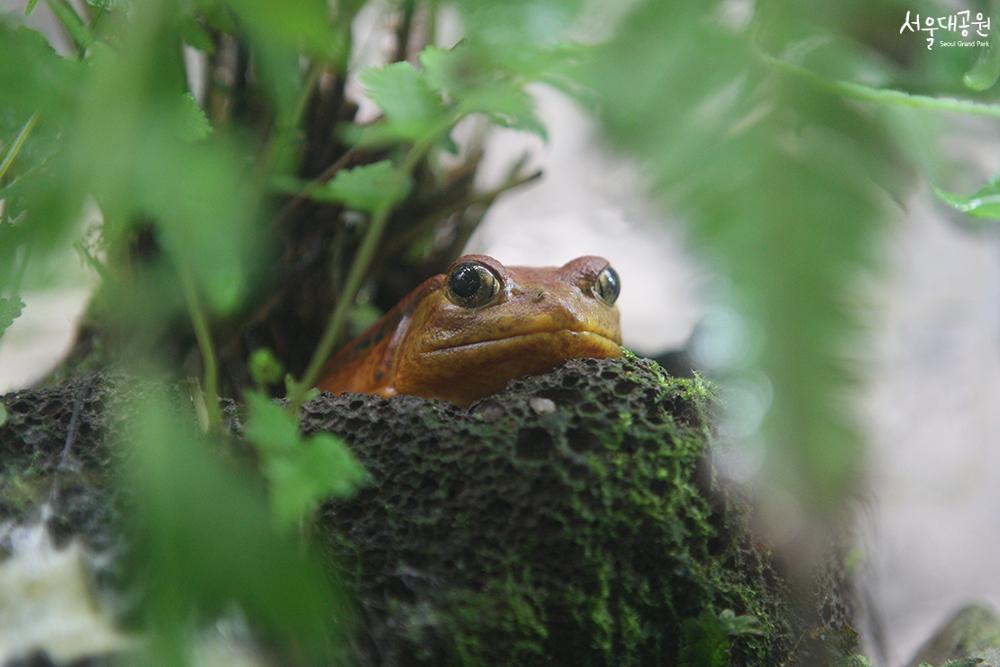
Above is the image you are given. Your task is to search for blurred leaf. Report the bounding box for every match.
[315,160,411,213]
[586,0,899,512]
[74,18,259,316]
[0,23,83,120]
[0,114,37,182]
[455,0,584,56]
[174,93,213,142]
[244,390,368,527]
[178,16,214,53]
[934,182,1000,222]
[359,61,447,140]
[964,20,1000,91]
[284,375,320,402]
[0,402,6,427]
[137,131,257,313]
[249,347,284,387]
[243,390,298,455]
[226,0,341,59]
[458,81,547,138]
[223,0,343,124]
[25,0,39,14]
[43,0,94,52]
[124,389,344,662]
[266,432,367,527]
[0,296,24,337]
[420,45,547,138]
[86,0,129,9]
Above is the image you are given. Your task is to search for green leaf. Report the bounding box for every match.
[124,390,344,662]
[174,93,213,142]
[226,0,342,59]
[587,0,898,514]
[456,0,584,55]
[69,12,258,317]
[243,390,368,527]
[249,348,284,387]
[220,0,344,125]
[964,19,1000,91]
[458,81,547,139]
[244,390,298,455]
[0,297,25,337]
[178,16,215,53]
[0,402,7,428]
[266,432,368,527]
[319,160,411,213]
[0,24,83,121]
[419,44,484,96]
[43,0,94,51]
[359,61,447,139]
[25,0,39,15]
[933,182,1000,221]
[419,45,547,138]
[85,0,129,9]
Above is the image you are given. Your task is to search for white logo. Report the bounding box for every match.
[900,10,991,50]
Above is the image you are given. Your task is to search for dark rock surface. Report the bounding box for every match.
[0,357,852,666]
[308,355,797,666]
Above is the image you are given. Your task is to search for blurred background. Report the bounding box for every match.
[2,1,1000,665]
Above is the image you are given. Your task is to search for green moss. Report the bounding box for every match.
[313,355,799,665]
[0,360,839,664]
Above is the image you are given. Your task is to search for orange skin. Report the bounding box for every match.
[318,255,623,406]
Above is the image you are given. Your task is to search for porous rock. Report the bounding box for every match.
[308,355,797,666]
[0,357,840,665]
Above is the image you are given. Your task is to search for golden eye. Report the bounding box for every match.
[446,262,501,308]
[593,266,620,306]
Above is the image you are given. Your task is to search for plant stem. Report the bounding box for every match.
[381,167,542,258]
[289,123,452,411]
[273,147,360,228]
[179,264,222,434]
[43,0,93,55]
[253,62,326,185]
[290,202,392,412]
[0,114,38,182]
[765,53,1000,118]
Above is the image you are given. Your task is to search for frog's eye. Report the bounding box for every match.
[593,265,621,306]
[446,261,501,308]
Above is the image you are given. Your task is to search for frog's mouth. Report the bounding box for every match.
[422,329,622,357]
[408,330,621,405]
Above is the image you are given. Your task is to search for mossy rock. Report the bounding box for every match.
[0,358,845,665]
[307,355,800,665]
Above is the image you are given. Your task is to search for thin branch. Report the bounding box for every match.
[43,0,93,56]
[764,53,1000,118]
[252,61,326,186]
[393,0,417,62]
[289,126,450,411]
[179,263,222,435]
[0,114,38,182]
[381,166,542,258]
[273,147,361,228]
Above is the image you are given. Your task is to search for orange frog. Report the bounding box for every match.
[319,255,623,405]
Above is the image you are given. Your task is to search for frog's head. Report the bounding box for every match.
[394,254,623,404]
